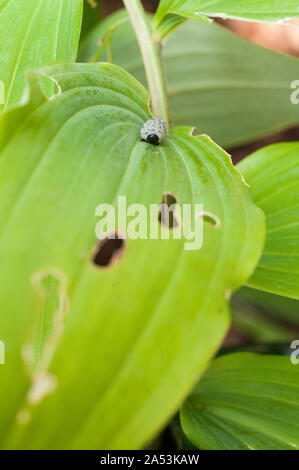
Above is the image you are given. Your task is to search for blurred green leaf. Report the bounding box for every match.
[80,0,102,42]
[218,342,293,357]
[181,353,299,450]
[0,0,83,111]
[231,304,295,344]
[0,62,264,449]
[79,9,128,62]
[154,0,299,40]
[79,12,299,149]
[236,286,299,326]
[231,286,299,343]
[238,143,299,299]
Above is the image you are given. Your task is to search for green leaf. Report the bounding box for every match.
[231,299,295,344]
[0,0,83,111]
[181,353,299,450]
[218,342,292,358]
[80,0,102,42]
[79,12,299,148]
[231,286,299,343]
[0,62,264,449]
[236,286,299,326]
[154,1,299,40]
[238,142,299,299]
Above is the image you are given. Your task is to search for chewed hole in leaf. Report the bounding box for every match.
[27,372,58,405]
[190,127,200,137]
[197,211,221,228]
[158,192,180,229]
[24,268,69,377]
[93,232,126,268]
[37,72,62,101]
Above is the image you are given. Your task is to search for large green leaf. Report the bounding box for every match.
[0,0,83,111]
[238,142,299,299]
[0,62,264,449]
[79,12,299,149]
[181,353,299,450]
[153,1,299,39]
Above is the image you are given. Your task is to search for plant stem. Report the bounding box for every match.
[123,0,170,125]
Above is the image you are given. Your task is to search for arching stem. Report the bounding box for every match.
[123,0,170,126]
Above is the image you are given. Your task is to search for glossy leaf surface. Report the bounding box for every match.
[239,143,299,298]
[181,353,299,450]
[0,62,264,449]
[0,0,83,111]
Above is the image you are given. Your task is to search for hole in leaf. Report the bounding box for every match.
[25,268,69,377]
[197,211,221,228]
[37,72,62,101]
[158,192,180,229]
[93,232,126,268]
[190,127,200,137]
